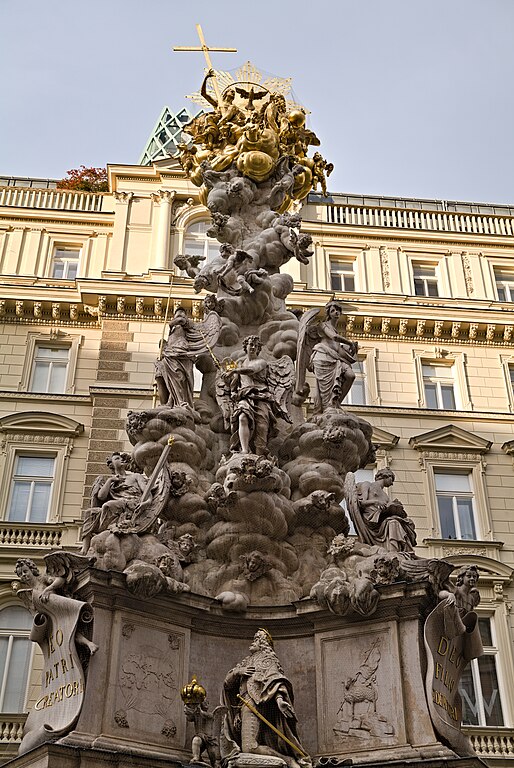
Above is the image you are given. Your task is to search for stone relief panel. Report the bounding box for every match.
[109,617,188,747]
[315,623,406,756]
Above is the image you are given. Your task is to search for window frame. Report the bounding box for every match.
[413,349,472,411]
[0,412,83,525]
[412,262,439,297]
[341,347,381,407]
[460,611,512,729]
[29,345,70,395]
[6,454,56,524]
[179,217,220,271]
[0,604,34,714]
[434,469,477,541]
[19,332,82,395]
[51,246,81,280]
[499,354,514,411]
[420,458,491,541]
[329,260,356,293]
[493,268,514,303]
[422,363,457,410]
[44,235,86,281]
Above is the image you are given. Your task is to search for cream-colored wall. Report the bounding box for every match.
[1,168,514,745]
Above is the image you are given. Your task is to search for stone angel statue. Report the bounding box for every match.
[215,336,294,455]
[155,305,222,409]
[344,468,417,553]
[294,300,358,412]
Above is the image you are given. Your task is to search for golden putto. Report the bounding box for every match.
[179,61,333,209]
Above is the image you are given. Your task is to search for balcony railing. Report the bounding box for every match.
[0,714,26,744]
[465,727,514,759]
[0,523,63,548]
[325,204,514,237]
[0,187,104,212]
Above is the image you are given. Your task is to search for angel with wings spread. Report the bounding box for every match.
[295,300,358,413]
[216,336,294,455]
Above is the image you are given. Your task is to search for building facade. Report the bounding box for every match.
[0,161,513,763]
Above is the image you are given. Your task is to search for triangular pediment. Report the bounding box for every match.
[409,424,491,454]
[0,411,84,437]
[371,427,399,450]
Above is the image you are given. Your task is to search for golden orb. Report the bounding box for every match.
[287,109,305,127]
[181,674,207,705]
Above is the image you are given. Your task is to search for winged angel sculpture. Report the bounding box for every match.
[294,300,358,413]
[215,335,294,454]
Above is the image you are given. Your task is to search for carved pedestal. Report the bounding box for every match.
[5,569,485,768]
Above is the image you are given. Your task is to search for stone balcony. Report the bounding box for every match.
[322,202,514,237]
[0,714,26,765]
[0,187,107,213]
[465,727,514,761]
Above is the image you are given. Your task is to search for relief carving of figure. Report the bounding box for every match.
[344,469,417,553]
[221,629,310,768]
[295,301,358,412]
[334,638,394,740]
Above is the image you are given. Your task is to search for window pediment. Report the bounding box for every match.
[371,427,399,450]
[409,424,491,455]
[0,412,84,438]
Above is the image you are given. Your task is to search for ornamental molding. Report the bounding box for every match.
[461,251,474,296]
[113,191,133,203]
[409,424,492,455]
[313,230,514,250]
[0,411,84,438]
[379,246,391,289]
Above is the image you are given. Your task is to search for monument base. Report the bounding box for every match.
[3,742,487,768]
[5,569,482,767]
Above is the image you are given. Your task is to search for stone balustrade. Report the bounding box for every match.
[0,714,26,743]
[0,523,63,548]
[325,204,514,236]
[465,727,514,759]
[0,187,105,212]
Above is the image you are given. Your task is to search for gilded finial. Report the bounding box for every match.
[181,674,207,705]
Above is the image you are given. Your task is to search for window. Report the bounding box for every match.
[435,471,476,540]
[0,606,32,713]
[51,247,80,279]
[330,261,355,292]
[494,270,514,302]
[30,346,69,393]
[422,364,456,409]
[182,220,219,266]
[460,618,504,726]
[413,263,439,296]
[20,333,82,396]
[7,455,55,523]
[343,359,366,405]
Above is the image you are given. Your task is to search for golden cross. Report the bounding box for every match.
[174,24,237,110]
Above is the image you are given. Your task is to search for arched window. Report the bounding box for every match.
[0,606,33,713]
[182,220,219,265]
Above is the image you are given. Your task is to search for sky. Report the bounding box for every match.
[1,0,513,204]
